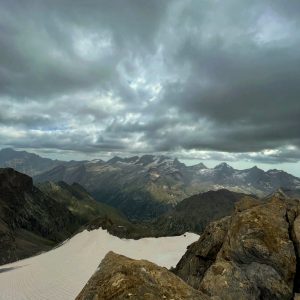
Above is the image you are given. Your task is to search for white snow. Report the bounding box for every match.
[0,229,198,300]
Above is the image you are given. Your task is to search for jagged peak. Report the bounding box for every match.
[245,165,264,173]
[214,162,233,170]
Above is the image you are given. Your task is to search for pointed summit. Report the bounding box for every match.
[247,165,264,173]
[214,162,233,170]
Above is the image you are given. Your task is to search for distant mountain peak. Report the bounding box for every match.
[107,156,124,164]
[246,165,264,173]
[214,162,233,170]
[191,162,207,169]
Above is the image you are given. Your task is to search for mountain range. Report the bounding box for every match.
[1,148,300,220]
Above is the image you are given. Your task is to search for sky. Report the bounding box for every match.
[0,0,300,176]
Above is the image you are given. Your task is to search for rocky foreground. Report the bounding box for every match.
[77,193,300,299]
[76,251,208,300]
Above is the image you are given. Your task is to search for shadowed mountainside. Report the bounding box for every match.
[153,189,257,236]
[37,181,128,225]
[0,168,80,265]
[0,168,129,265]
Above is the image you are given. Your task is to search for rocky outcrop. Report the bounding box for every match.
[175,196,300,299]
[174,216,231,289]
[292,211,300,292]
[76,251,208,300]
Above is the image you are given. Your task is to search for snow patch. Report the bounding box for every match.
[0,229,198,300]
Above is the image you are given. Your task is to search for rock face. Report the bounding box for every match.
[0,168,81,265]
[174,196,300,299]
[175,216,231,289]
[76,251,208,300]
[292,212,300,292]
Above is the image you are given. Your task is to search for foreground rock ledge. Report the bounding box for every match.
[175,196,300,300]
[76,251,208,300]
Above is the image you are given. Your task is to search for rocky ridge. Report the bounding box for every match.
[174,194,300,299]
[76,251,208,300]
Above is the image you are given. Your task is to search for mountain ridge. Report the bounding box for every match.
[2,148,300,220]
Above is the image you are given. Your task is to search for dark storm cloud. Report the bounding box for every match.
[0,0,168,99]
[0,0,300,165]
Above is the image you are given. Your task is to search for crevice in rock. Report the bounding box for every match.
[285,211,300,293]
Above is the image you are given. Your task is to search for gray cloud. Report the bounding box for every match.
[0,0,300,167]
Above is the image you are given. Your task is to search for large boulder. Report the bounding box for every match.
[76,251,208,300]
[175,196,300,299]
[292,212,300,292]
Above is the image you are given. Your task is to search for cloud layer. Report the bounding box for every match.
[0,0,300,165]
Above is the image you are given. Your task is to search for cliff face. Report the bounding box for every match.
[174,196,300,299]
[0,168,80,265]
[76,251,208,300]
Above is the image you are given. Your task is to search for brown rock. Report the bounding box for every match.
[76,251,208,300]
[293,213,300,293]
[174,216,231,289]
[234,196,261,212]
[175,197,298,300]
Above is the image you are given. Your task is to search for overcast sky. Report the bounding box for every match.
[0,0,300,175]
